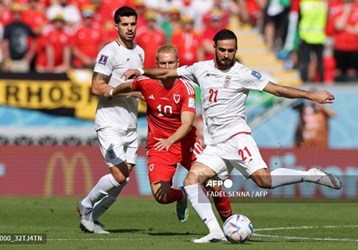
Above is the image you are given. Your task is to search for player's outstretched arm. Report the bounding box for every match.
[111,82,144,99]
[123,68,179,80]
[263,82,335,104]
[154,111,195,151]
[91,72,112,97]
[112,82,133,95]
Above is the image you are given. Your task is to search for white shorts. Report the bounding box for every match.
[196,133,267,179]
[97,127,138,167]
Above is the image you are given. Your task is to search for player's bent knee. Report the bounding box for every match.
[250,168,272,189]
[110,164,130,184]
[152,181,171,204]
[253,176,272,189]
[184,171,200,186]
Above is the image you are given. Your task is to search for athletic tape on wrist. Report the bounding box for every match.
[137,68,144,75]
[109,88,114,97]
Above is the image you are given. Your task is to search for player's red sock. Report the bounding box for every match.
[165,188,184,203]
[212,192,232,222]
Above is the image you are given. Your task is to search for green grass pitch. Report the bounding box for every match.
[0,197,357,250]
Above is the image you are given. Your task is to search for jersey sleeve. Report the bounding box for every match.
[132,75,151,92]
[93,45,115,76]
[239,65,269,91]
[176,64,198,84]
[179,79,196,113]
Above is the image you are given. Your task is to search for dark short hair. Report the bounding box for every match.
[213,29,237,46]
[114,6,138,23]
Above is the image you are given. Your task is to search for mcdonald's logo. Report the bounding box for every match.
[44,151,93,197]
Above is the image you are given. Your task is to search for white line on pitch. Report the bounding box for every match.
[253,225,358,242]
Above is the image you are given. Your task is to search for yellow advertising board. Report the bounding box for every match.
[0,70,146,120]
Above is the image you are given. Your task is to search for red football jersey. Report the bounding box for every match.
[132,76,197,153]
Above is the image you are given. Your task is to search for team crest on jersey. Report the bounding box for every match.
[98,55,108,65]
[224,75,231,88]
[251,70,262,80]
[148,163,154,172]
[173,94,181,104]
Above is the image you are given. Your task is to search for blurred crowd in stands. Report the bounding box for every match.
[0,0,357,84]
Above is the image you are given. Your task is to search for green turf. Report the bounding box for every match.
[0,197,356,250]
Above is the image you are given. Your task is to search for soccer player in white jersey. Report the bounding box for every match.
[124,29,342,243]
[76,6,145,234]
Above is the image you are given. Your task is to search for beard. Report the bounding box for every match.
[216,57,234,70]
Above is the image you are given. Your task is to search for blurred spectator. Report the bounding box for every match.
[332,0,358,82]
[277,0,299,61]
[233,0,250,24]
[0,0,12,64]
[46,0,81,30]
[202,0,230,29]
[133,0,147,28]
[22,0,48,35]
[135,10,165,68]
[179,0,213,31]
[95,0,130,44]
[246,0,266,27]
[171,15,204,66]
[71,5,104,69]
[297,0,328,83]
[263,0,290,51]
[1,3,37,72]
[143,0,181,12]
[0,1,12,27]
[202,8,227,60]
[323,0,343,83]
[160,7,182,43]
[35,14,71,73]
[294,100,336,149]
[69,0,92,10]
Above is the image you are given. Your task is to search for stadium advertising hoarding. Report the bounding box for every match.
[0,146,357,200]
[0,71,147,120]
[0,72,96,120]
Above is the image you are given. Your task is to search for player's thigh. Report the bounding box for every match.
[124,129,138,166]
[226,134,268,179]
[97,127,127,167]
[147,154,177,185]
[195,145,227,178]
[181,138,203,170]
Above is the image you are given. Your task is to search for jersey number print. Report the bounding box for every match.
[238,146,252,161]
[209,89,218,103]
[157,104,173,116]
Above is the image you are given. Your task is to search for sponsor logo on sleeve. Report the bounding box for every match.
[251,70,262,80]
[188,97,195,108]
[99,55,108,65]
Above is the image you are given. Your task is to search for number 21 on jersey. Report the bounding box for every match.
[208,88,218,103]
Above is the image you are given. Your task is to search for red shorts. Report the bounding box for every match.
[147,137,203,184]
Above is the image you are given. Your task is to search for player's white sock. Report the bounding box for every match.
[81,174,119,207]
[92,181,128,221]
[184,184,220,232]
[271,168,308,188]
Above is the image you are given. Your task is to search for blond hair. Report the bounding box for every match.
[156,45,178,60]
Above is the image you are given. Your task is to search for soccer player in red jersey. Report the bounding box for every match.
[110,45,232,223]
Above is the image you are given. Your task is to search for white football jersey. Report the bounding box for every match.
[93,41,144,130]
[177,60,269,145]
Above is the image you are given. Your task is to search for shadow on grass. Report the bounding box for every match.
[108,229,144,233]
[148,232,202,236]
